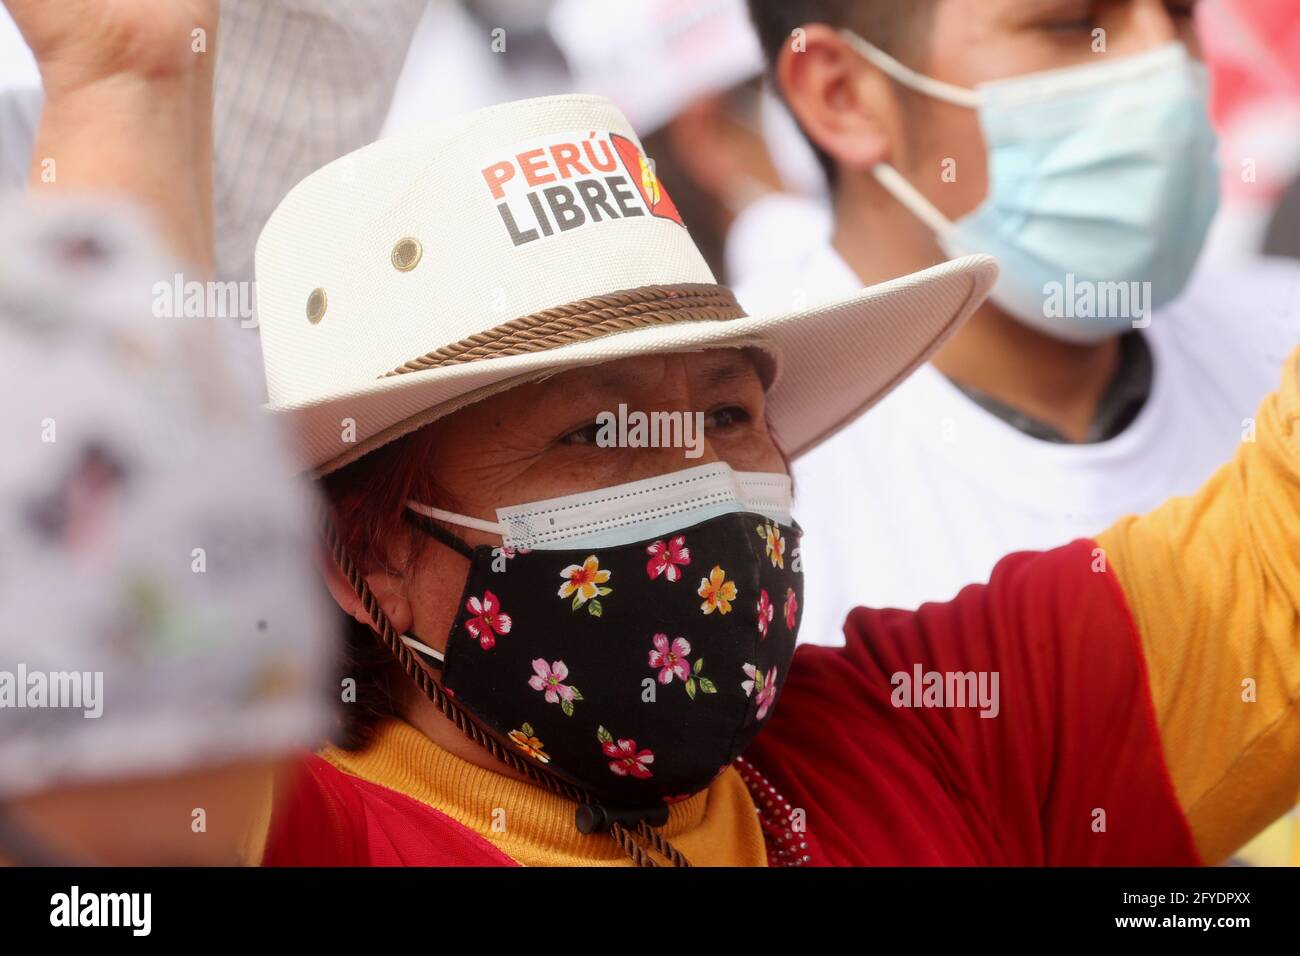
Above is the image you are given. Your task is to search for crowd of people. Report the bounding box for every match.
[1,0,1299,868]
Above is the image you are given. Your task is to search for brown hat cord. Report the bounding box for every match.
[319,505,692,867]
[382,282,746,376]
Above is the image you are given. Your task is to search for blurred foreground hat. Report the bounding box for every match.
[0,200,335,799]
[256,94,996,475]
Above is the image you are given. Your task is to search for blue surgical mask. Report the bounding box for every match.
[841,35,1220,343]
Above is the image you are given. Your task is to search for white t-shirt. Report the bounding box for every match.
[736,245,1300,644]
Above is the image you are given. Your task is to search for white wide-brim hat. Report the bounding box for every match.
[256,95,996,476]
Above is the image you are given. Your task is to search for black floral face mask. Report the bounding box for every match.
[403,506,802,816]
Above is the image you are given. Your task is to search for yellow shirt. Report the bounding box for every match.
[319,718,769,867]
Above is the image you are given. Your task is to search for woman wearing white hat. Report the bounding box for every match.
[12,0,1300,868]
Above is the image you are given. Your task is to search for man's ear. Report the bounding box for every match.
[776,23,897,173]
[317,549,414,637]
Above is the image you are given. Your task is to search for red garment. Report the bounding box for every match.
[262,753,517,866]
[263,541,1200,866]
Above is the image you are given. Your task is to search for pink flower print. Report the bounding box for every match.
[528,658,583,716]
[597,726,654,779]
[783,587,798,631]
[649,634,692,684]
[756,589,774,639]
[645,535,691,582]
[493,544,531,561]
[742,663,779,720]
[464,590,511,649]
[650,635,716,700]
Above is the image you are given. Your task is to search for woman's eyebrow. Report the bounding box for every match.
[700,354,760,389]
[582,364,660,394]
[562,352,758,400]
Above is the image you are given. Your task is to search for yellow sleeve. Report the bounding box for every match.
[236,768,276,866]
[1096,347,1300,865]
[1232,811,1300,866]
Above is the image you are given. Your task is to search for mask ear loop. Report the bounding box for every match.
[401,508,477,560]
[317,501,691,867]
[837,28,979,243]
[837,29,983,109]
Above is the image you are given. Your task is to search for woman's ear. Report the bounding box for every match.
[776,22,897,173]
[316,549,414,637]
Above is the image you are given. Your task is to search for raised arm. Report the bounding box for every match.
[4,0,218,272]
[753,347,1300,866]
[1097,347,1300,863]
[6,0,429,281]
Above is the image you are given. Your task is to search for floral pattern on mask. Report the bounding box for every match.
[742,664,779,720]
[757,522,785,569]
[430,513,804,808]
[598,725,655,778]
[465,590,512,649]
[645,535,691,582]
[648,634,718,700]
[756,589,774,639]
[698,565,737,614]
[559,555,613,617]
[509,723,550,763]
[528,658,584,716]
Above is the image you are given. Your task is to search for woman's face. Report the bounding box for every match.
[363,347,784,657]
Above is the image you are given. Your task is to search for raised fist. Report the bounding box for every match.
[3,0,219,90]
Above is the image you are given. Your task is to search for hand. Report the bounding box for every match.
[6,0,220,271]
[2,0,219,92]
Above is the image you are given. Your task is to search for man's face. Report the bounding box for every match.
[901,0,1204,219]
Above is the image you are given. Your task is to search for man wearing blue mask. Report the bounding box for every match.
[742,0,1300,626]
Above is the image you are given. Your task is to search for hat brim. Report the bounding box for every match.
[273,254,997,476]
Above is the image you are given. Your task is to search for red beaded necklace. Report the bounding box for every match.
[735,755,815,867]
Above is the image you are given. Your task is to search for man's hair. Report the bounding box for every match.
[746,0,939,187]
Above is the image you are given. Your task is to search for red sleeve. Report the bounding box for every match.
[261,755,518,867]
[744,539,1201,866]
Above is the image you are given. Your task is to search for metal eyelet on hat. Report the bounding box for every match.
[305,287,327,324]
[391,237,422,272]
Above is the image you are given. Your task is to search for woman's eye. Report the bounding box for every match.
[1038,4,1098,33]
[706,405,752,430]
[1042,18,1094,34]
[559,421,602,446]
[560,405,752,445]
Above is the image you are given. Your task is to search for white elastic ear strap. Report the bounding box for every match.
[870,164,958,238]
[406,500,506,537]
[400,634,445,663]
[836,30,966,239]
[838,29,983,109]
